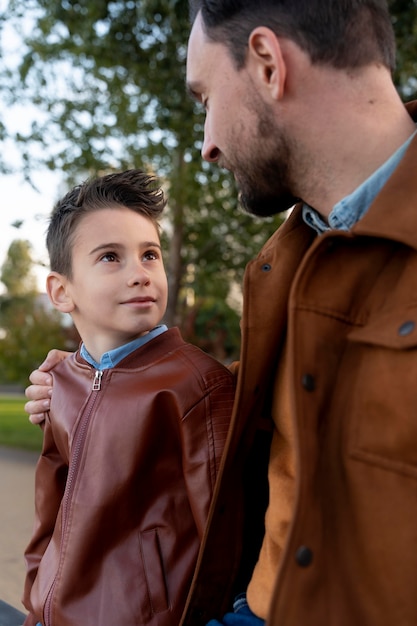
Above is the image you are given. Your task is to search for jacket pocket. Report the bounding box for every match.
[346,307,417,477]
[139,528,170,614]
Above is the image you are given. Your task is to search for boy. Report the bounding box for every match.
[22,169,235,626]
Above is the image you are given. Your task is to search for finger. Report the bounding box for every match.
[27,371,53,387]
[24,398,50,416]
[29,413,47,425]
[25,383,53,401]
[38,349,71,372]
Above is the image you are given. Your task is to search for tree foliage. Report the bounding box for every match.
[1,0,417,357]
[1,239,37,296]
[0,240,74,385]
[1,0,282,354]
[389,0,417,99]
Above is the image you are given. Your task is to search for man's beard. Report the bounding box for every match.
[235,154,299,217]
[239,185,299,217]
[231,112,300,217]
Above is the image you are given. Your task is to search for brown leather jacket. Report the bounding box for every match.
[22,327,235,626]
[181,101,417,626]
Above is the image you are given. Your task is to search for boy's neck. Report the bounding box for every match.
[80,325,168,369]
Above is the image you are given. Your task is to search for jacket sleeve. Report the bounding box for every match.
[22,413,68,619]
[180,369,236,539]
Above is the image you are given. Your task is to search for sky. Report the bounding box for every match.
[0,5,63,294]
[0,169,62,294]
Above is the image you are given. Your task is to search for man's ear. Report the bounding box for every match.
[247,27,287,101]
[46,272,75,313]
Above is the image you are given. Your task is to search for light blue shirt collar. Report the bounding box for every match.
[80,324,168,370]
[303,131,416,235]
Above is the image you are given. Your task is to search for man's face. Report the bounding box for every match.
[186,13,298,216]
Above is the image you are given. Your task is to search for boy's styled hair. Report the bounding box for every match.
[189,0,396,73]
[46,169,166,278]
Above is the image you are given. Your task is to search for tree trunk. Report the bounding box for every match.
[164,149,185,328]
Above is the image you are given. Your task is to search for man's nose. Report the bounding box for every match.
[201,122,221,162]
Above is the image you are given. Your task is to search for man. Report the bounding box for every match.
[25,1,417,625]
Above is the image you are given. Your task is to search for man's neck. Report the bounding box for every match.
[289,63,416,218]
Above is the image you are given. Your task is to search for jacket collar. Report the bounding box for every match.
[237,100,417,409]
[352,100,417,249]
[252,100,417,261]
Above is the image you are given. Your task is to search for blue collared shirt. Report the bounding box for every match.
[80,325,168,370]
[302,131,416,235]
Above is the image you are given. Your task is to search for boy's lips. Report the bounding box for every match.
[121,296,156,305]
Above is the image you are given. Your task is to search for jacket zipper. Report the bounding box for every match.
[43,369,105,626]
[92,369,103,390]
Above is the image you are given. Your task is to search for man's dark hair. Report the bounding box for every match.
[46,169,166,277]
[189,0,396,72]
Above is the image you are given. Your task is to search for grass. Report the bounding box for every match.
[0,394,43,451]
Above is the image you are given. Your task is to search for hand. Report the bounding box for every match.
[24,349,72,424]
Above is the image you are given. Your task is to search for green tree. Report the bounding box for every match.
[0,239,73,385]
[1,0,282,343]
[1,0,416,355]
[389,0,417,99]
[1,239,37,297]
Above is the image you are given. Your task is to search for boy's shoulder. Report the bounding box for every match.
[179,340,231,372]
[129,327,234,383]
[172,335,235,388]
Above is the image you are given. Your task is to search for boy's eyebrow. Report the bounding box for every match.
[89,241,162,255]
[141,241,162,251]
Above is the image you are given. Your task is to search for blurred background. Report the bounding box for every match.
[0,0,416,613]
[1,0,417,380]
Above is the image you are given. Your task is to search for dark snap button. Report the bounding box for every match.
[261,263,272,272]
[398,320,415,336]
[295,545,313,567]
[301,373,315,391]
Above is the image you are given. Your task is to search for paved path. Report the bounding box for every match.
[0,446,38,616]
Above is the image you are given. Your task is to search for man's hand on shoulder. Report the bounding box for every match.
[24,349,72,424]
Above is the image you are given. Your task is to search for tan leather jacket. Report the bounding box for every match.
[181,101,417,626]
[23,327,235,626]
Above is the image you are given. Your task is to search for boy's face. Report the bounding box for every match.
[55,206,168,357]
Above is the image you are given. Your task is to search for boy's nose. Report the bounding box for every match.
[127,263,150,286]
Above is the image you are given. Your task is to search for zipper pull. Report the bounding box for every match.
[92,370,103,391]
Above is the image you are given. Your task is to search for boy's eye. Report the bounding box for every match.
[143,250,159,261]
[100,252,118,262]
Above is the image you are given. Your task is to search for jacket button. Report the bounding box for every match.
[398,320,415,336]
[301,373,315,391]
[295,545,313,567]
[261,263,272,272]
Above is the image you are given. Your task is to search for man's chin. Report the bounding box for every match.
[239,191,299,217]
